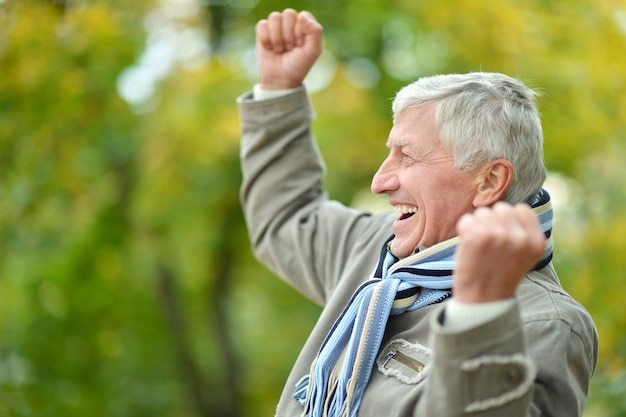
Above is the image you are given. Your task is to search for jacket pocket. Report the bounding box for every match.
[376,338,431,384]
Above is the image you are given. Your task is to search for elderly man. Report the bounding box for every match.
[237,9,598,417]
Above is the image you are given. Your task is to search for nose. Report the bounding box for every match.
[371,157,398,195]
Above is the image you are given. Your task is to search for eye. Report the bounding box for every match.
[401,152,416,165]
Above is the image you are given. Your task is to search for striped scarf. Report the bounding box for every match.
[293,189,554,417]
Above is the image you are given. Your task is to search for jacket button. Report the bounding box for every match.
[506,367,523,385]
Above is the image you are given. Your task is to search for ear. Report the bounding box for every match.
[473,159,513,207]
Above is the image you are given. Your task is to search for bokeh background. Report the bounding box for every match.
[1,0,625,416]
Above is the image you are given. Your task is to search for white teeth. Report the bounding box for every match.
[393,205,418,214]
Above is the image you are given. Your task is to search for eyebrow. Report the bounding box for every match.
[386,139,412,149]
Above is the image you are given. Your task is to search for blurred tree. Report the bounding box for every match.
[1,0,625,416]
[0,0,183,415]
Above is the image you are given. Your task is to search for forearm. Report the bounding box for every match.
[419,297,594,417]
[418,302,535,416]
[239,86,322,228]
[239,89,322,249]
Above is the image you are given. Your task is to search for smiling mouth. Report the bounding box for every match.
[393,205,417,220]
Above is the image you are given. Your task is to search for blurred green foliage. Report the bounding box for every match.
[1,0,625,416]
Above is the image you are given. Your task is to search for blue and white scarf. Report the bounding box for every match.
[294,189,554,417]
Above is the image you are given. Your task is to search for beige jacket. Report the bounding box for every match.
[238,87,598,417]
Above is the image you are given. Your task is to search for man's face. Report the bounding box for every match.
[371,105,482,258]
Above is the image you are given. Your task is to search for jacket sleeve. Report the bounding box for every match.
[416,300,597,417]
[237,87,394,306]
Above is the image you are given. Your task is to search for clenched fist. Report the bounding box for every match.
[453,202,546,303]
[255,9,323,90]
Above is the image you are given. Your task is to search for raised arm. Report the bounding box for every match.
[239,10,391,305]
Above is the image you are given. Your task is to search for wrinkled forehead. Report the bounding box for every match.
[387,105,448,151]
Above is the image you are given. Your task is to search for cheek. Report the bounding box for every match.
[424,184,475,224]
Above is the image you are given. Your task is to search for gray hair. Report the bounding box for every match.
[392,72,547,204]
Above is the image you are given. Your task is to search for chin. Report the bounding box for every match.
[390,242,414,259]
